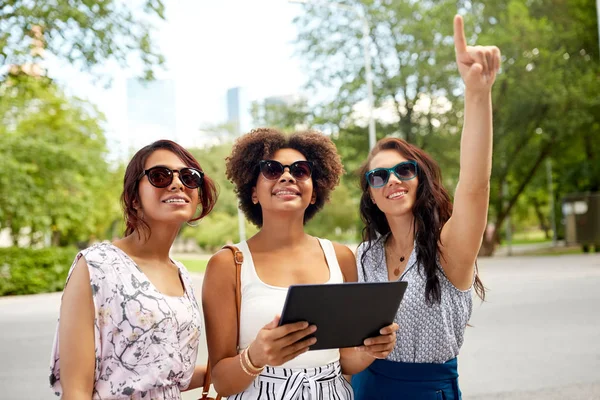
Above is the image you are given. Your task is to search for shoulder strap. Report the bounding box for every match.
[200,245,244,400]
[222,244,244,338]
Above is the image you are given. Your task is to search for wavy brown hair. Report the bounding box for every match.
[121,140,218,239]
[359,138,485,304]
[225,128,344,227]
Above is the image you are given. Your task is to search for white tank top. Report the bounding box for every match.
[236,238,343,368]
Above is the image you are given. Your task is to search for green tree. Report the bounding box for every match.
[293,0,463,148]
[476,0,600,254]
[0,0,165,80]
[0,74,121,246]
[292,0,599,254]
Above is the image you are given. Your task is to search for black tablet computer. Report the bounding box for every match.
[278,281,408,350]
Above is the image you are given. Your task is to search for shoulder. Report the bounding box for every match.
[78,242,122,270]
[202,246,240,307]
[204,246,239,284]
[356,236,385,261]
[355,241,368,258]
[330,241,357,283]
[63,245,109,306]
[331,241,355,263]
[69,242,119,281]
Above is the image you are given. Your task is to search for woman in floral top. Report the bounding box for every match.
[50,140,218,399]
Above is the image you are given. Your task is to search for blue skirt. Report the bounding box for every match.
[351,358,461,400]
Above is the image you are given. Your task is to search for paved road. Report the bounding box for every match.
[1,253,599,399]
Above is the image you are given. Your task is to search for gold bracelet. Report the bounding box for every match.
[239,349,260,377]
[244,342,264,373]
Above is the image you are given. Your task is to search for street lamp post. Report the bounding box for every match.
[289,0,376,150]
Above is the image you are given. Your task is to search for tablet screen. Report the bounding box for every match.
[279,281,407,350]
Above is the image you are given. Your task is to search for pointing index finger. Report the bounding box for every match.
[453,14,467,54]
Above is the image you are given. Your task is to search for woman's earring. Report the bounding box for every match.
[187,220,200,227]
[252,198,258,205]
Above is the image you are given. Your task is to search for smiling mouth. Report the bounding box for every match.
[163,199,189,204]
[387,191,407,199]
[274,191,299,196]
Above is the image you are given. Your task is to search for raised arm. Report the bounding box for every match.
[440,15,501,289]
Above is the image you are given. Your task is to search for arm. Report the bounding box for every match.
[333,243,398,375]
[58,257,96,400]
[202,250,253,396]
[440,15,501,290]
[202,250,315,396]
[182,365,206,392]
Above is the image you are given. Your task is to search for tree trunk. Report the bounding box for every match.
[531,198,551,239]
[583,132,599,191]
[479,142,553,256]
[479,227,498,257]
[51,231,61,247]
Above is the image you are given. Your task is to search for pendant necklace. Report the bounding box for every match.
[386,240,407,277]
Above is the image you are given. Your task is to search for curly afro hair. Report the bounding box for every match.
[225,128,344,227]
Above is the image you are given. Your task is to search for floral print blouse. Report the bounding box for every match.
[50,242,202,399]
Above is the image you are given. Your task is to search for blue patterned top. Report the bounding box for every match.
[356,234,473,364]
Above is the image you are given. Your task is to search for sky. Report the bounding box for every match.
[47,0,309,159]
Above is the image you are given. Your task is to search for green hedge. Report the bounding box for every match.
[0,246,77,296]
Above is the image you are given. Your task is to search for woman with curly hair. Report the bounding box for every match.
[351,16,499,399]
[202,128,398,399]
[50,140,218,399]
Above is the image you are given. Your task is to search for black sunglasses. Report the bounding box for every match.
[140,166,204,189]
[258,160,313,181]
[365,161,418,188]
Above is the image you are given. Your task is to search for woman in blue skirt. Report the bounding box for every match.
[352,15,501,399]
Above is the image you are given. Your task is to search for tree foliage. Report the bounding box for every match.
[0,0,165,80]
[0,74,121,247]
[290,0,599,254]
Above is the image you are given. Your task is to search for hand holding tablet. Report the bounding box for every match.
[246,315,317,369]
[279,281,408,351]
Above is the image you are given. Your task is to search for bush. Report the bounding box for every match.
[0,246,77,296]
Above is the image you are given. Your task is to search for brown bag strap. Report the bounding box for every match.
[200,245,244,400]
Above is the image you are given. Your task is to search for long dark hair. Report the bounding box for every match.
[358,138,485,304]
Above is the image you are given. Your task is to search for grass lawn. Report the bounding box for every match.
[501,230,553,245]
[180,258,209,273]
[524,246,585,256]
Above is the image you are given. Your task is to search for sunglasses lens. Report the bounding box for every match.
[180,168,203,189]
[147,167,172,188]
[290,162,312,181]
[368,170,390,188]
[395,162,417,179]
[261,161,284,180]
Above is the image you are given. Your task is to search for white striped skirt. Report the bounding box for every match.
[227,361,354,400]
